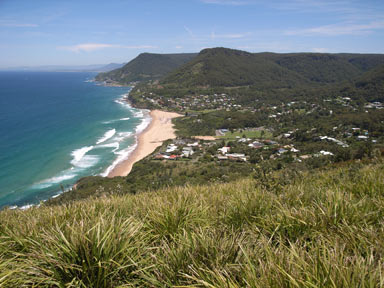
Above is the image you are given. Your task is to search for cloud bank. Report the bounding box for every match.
[58,43,156,52]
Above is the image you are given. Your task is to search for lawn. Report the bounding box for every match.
[218,129,273,140]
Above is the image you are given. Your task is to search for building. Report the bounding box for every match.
[182,147,194,157]
[218,146,231,155]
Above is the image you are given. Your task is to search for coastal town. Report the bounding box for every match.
[150,124,376,167]
[127,83,382,173]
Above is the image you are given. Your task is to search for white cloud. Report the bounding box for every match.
[123,45,156,49]
[0,20,38,28]
[58,43,155,53]
[58,43,118,52]
[175,45,183,49]
[312,48,329,53]
[211,32,249,39]
[285,21,384,36]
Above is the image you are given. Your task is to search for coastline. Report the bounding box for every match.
[107,109,182,177]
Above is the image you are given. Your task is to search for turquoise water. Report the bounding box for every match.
[0,72,149,209]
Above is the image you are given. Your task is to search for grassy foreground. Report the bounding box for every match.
[1,159,384,287]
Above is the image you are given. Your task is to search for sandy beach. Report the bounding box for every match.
[107,110,182,177]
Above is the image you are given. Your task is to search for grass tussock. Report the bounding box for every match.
[1,159,384,287]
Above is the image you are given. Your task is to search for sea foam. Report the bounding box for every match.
[96,129,116,144]
[100,142,138,177]
[136,113,152,134]
[71,146,94,163]
[102,117,130,124]
[97,142,120,152]
[70,146,99,168]
[100,110,151,176]
[114,99,131,109]
[113,131,133,142]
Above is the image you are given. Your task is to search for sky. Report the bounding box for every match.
[0,0,384,68]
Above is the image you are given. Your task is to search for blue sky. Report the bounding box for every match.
[1,0,384,67]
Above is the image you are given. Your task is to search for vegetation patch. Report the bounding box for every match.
[1,158,384,286]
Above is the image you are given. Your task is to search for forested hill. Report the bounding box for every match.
[161,47,384,88]
[95,52,197,84]
[348,63,384,102]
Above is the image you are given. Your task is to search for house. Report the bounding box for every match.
[226,153,247,162]
[320,150,334,156]
[217,155,228,160]
[300,155,311,160]
[166,144,178,153]
[174,139,186,145]
[248,141,264,149]
[264,140,278,145]
[154,154,170,160]
[182,147,194,157]
[278,148,288,154]
[218,146,231,155]
[187,142,199,147]
[358,135,369,140]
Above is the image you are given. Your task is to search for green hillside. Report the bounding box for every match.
[269,53,362,83]
[313,63,384,103]
[162,48,384,88]
[162,47,309,88]
[95,52,197,84]
[348,64,384,102]
[1,158,384,287]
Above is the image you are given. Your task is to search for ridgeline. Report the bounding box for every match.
[95,52,197,84]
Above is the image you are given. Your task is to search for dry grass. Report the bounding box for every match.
[1,159,384,287]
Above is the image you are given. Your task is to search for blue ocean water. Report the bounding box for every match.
[0,72,149,209]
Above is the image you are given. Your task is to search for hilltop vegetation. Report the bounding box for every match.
[95,52,197,84]
[96,47,384,92]
[128,48,384,110]
[161,48,384,88]
[162,48,309,88]
[1,158,384,287]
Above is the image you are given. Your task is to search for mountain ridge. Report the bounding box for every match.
[161,47,384,88]
[95,52,197,84]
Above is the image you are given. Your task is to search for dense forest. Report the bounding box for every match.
[95,52,197,83]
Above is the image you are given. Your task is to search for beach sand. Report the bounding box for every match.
[107,110,182,177]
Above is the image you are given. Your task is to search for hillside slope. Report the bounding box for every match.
[161,48,384,88]
[162,47,309,87]
[1,159,384,287]
[95,52,197,83]
[316,63,384,103]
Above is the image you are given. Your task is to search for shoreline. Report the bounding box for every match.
[107,109,182,177]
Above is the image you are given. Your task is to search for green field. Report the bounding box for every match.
[219,129,273,140]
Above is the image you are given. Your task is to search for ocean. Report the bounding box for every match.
[0,71,150,209]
